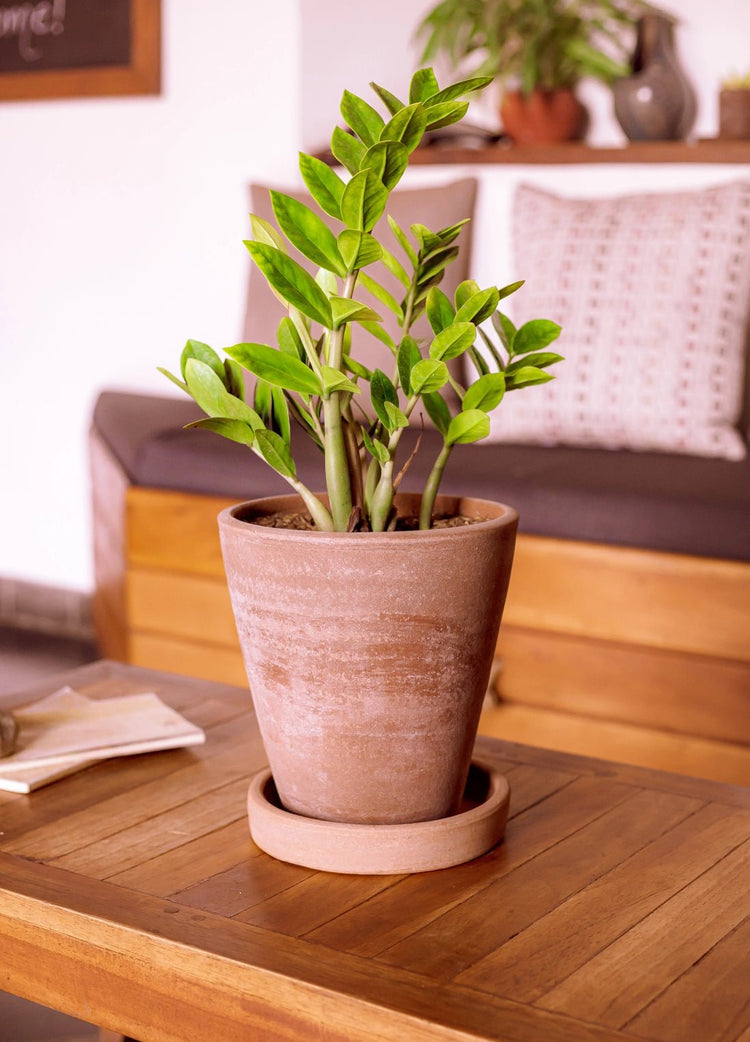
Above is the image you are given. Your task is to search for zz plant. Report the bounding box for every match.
[161,68,562,533]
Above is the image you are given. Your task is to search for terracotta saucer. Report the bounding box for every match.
[247,760,510,874]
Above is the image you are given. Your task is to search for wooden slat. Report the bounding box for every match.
[90,431,131,660]
[127,486,233,577]
[494,625,750,745]
[129,630,248,687]
[504,535,750,661]
[128,566,237,645]
[478,702,750,786]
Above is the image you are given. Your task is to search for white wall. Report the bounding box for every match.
[0,0,301,591]
[1,0,748,594]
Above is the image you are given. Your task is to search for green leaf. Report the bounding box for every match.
[492,311,517,352]
[513,319,562,355]
[180,339,224,382]
[270,191,346,276]
[358,270,404,321]
[226,342,321,395]
[429,321,476,361]
[380,102,427,153]
[248,214,287,253]
[370,368,399,428]
[362,426,391,464]
[455,279,481,310]
[246,242,333,328]
[330,297,382,328]
[224,358,245,399]
[271,385,291,444]
[337,229,383,271]
[343,353,371,380]
[185,417,257,448]
[369,81,405,116]
[321,366,360,397]
[423,101,469,132]
[330,126,366,175]
[421,391,452,436]
[387,215,417,266]
[425,287,455,334]
[158,366,188,393]
[497,279,524,301]
[455,287,500,326]
[340,169,388,232]
[298,152,345,220]
[341,89,385,147]
[506,351,564,372]
[184,359,263,427]
[409,67,439,103]
[380,246,410,289]
[506,366,555,390]
[411,223,442,255]
[410,358,449,394]
[359,320,397,352]
[397,335,421,394]
[384,400,409,430]
[361,140,409,190]
[416,244,459,284]
[277,316,305,359]
[463,372,506,412]
[254,429,296,479]
[425,76,493,106]
[446,409,490,445]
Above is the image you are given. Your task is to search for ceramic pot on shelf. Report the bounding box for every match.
[614,13,696,141]
[218,492,517,828]
[719,89,750,140]
[500,88,588,145]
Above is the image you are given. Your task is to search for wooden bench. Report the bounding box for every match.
[90,425,750,786]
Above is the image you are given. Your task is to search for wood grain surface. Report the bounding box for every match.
[2,661,748,1042]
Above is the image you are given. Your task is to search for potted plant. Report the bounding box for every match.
[160,69,562,863]
[415,0,660,143]
[719,70,750,140]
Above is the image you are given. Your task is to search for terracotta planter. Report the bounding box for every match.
[218,492,517,826]
[500,88,587,145]
[719,89,750,140]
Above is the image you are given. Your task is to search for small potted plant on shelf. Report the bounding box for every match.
[160,68,562,871]
[415,0,660,144]
[719,70,750,141]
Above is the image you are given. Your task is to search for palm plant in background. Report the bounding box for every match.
[161,68,562,533]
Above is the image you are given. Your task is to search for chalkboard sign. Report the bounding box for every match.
[0,0,159,100]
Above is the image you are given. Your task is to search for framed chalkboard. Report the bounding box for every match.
[0,0,160,100]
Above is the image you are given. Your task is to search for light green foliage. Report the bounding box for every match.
[161,69,563,531]
[415,0,663,94]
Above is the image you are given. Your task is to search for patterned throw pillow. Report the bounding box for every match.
[487,181,750,459]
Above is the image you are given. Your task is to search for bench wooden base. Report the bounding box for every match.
[91,429,750,785]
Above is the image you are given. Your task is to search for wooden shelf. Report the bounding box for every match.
[409,139,750,165]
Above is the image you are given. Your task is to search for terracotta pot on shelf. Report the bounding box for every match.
[218,492,518,828]
[500,88,587,145]
[719,89,750,140]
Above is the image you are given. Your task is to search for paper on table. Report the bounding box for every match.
[0,686,205,793]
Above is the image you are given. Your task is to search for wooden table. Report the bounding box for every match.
[1,661,749,1042]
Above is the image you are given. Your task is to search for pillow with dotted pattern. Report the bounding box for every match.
[486,181,750,459]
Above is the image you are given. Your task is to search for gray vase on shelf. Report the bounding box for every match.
[614,14,696,141]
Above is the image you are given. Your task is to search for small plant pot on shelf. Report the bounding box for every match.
[500,88,587,144]
[719,89,750,140]
[219,492,517,868]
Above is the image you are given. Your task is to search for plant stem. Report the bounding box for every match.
[323,272,359,530]
[419,442,452,529]
[370,460,395,532]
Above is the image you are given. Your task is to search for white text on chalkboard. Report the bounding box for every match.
[0,0,66,62]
